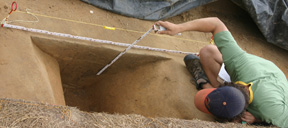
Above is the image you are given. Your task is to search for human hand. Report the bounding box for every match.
[154,21,181,36]
[241,111,261,124]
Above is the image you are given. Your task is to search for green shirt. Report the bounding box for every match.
[214,31,288,127]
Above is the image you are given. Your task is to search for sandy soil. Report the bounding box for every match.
[0,0,287,127]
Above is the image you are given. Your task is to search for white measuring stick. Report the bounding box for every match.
[96,28,153,75]
[2,24,195,55]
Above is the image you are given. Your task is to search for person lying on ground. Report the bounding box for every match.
[155,17,288,127]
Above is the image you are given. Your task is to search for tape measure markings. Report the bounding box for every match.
[3,24,196,55]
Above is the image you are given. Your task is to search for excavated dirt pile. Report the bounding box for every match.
[0,98,271,128]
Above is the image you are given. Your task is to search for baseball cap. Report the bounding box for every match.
[194,86,246,119]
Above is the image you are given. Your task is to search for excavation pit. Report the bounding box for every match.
[31,36,204,119]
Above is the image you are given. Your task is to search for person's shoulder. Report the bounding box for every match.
[214,31,236,44]
[214,31,231,36]
[214,31,231,38]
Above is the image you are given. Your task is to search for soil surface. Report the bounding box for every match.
[0,0,287,127]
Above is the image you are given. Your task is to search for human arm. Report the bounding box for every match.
[155,17,228,36]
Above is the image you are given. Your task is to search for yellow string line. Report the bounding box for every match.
[15,10,208,44]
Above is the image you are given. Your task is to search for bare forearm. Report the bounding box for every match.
[177,17,228,35]
[156,17,228,36]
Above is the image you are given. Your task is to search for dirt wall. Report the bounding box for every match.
[0,30,65,105]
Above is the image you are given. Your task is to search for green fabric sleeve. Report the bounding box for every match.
[214,31,245,64]
[213,31,246,82]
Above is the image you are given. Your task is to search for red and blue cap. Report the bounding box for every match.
[194,86,246,119]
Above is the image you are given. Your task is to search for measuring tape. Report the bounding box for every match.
[2,24,195,55]
[97,28,153,75]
